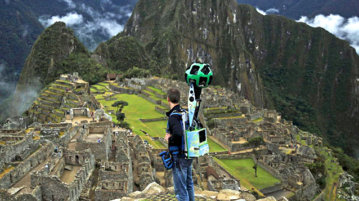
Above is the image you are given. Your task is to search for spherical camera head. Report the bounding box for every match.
[185,63,213,88]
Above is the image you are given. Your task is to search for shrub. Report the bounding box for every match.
[116,112,125,121]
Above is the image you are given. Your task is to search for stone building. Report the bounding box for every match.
[75,124,112,161]
[30,149,95,201]
[129,135,155,190]
[95,161,133,201]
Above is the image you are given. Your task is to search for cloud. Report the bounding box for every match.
[0,63,16,102]
[61,0,76,9]
[256,7,280,15]
[39,12,84,27]
[256,8,266,15]
[38,2,134,51]
[98,19,124,36]
[266,8,279,14]
[298,14,359,54]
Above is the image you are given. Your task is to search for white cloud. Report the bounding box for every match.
[256,8,266,15]
[61,0,76,9]
[297,14,359,54]
[266,8,279,14]
[38,3,133,51]
[256,7,279,15]
[298,15,345,35]
[39,12,84,27]
[0,63,16,100]
[98,19,124,36]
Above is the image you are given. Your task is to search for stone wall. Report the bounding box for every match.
[0,185,41,201]
[76,126,112,161]
[155,106,166,115]
[71,108,90,118]
[138,93,160,105]
[109,84,138,94]
[0,133,35,164]
[139,117,167,123]
[31,149,95,201]
[64,149,94,166]
[0,142,54,189]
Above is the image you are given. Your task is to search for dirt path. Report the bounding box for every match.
[67,128,82,150]
[60,166,81,184]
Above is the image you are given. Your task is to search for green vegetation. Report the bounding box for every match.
[252,117,263,123]
[91,82,110,93]
[95,93,165,148]
[207,137,227,152]
[143,89,167,102]
[148,86,166,95]
[247,137,265,147]
[214,158,280,194]
[122,66,151,79]
[330,147,359,182]
[95,36,152,72]
[315,146,344,201]
[143,121,167,138]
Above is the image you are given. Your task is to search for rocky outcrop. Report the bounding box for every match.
[111,182,271,201]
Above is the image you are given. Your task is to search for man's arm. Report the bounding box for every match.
[165,133,171,142]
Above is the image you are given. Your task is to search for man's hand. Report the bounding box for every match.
[165,133,171,142]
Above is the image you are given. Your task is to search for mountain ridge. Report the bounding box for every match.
[97,0,359,156]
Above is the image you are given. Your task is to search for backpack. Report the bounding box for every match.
[168,109,209,158]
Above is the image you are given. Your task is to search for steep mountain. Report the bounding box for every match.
[97,0,359,156]
[7,22,106,120]
[95,36,151,72]
[0,0,136,103]
[236,0,359,19]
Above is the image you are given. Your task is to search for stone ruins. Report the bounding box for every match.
[0,75,353,201]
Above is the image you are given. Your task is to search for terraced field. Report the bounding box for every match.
[214,158,280,195]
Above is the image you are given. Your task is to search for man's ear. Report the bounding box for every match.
[167,97,170,102]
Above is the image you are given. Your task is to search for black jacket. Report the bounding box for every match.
[166,105,183,148]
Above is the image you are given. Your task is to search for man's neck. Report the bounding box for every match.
[170,103,179,110]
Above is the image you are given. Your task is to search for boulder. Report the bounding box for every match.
[142,182,166,195]
[195,190,219,199]
[167,186,175,194]
[257,196,277,201]
[239,191,256,201]
[128,191,143,198]
[217,189,240,201]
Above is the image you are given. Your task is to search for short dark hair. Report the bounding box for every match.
[167,88,180,103]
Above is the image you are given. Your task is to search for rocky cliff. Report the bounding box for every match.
[95,0,359,155]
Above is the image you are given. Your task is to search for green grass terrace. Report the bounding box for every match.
[95,92,166,148]
[214,158,281,196]
[93,86,227,152]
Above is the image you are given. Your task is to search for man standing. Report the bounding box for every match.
[165,88,195,201]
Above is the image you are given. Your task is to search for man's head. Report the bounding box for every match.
[167,88,180,105]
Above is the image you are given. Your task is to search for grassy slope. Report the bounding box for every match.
[214,158,280,191]
[316,147,344,201]
[208,138,227,153]
[95,90,165,148]
[91,82,228,152]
